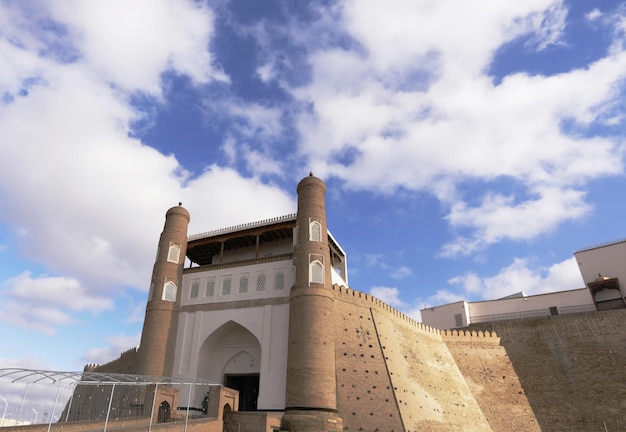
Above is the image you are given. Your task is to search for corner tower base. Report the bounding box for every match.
[281,409,343,432]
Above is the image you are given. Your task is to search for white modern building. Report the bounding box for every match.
[574,238,626,311]
[422,238,626,330]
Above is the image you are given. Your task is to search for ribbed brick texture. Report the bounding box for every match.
[284,175,341,431]
[136,205,189,377]
[472,309,626,432]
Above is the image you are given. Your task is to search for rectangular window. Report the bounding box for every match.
[256,273,266,291]
[454,314,463,328]
[167,243,181,263]
[274,271,285,290]
[205,278,215,297]
[222,276,232,295]
[239,274,249,294]
[190,280,200,299]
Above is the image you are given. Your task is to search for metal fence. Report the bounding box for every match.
[0,368,218,431]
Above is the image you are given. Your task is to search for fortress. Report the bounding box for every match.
[79,174,626,432]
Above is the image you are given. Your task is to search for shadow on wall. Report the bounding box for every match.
[471,309,626,432]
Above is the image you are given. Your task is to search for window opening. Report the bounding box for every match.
[205,278,215,297]
[256,273,266,291]
[190,281,200,299]
[309,220,322,242]
[167,244,180,263]
[454,314,463,328]
[310,261,324,284]
[239,275,249,294]
[222,276,232,295]
[274,271,285,290]
[163,281,177,301]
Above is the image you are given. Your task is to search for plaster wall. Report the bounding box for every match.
[420,301,469,330]
[173,302,290,411]
[181,260,292,306]
[575,240,626,286]
[422,289,594,329]
[331,266,347,287]
[468,288,593,322]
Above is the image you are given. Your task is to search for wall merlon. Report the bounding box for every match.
[331,283,446,338]
[441,329,500,342]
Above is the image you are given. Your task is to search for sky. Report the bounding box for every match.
[0,0,625,373]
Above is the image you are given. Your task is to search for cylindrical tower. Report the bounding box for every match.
[282,174,343,431]
[136,204,189,377]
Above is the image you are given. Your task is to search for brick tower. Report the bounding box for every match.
[136,204,189,377]
[282,174,343,432]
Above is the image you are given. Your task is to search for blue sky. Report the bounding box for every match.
[1,0,625,372]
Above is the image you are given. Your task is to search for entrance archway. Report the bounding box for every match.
[224,374,259,411]
[157,401,170,423]
[198,321,261,411]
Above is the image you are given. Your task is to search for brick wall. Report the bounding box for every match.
[443,330,539,432]
[332,285,492,432]
[471,309,626,432]
[87,347,138,374]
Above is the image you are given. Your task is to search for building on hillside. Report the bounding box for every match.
[574,238,626,311]
[420,288,596,330]
[421,239,626,330]
[81,174,626,432]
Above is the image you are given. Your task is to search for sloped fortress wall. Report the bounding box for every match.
[442,331,539,431]
[332,285,532,432]
[471,309,626,432]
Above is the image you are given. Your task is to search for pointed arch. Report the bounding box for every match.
[309,220,322,242]
[162,281,177,301]
[310,260,324,284]
[197,320,261,382]
[167,244,181,263]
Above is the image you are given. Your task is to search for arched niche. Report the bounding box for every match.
[197,320,262,411]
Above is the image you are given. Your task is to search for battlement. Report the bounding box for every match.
[331,284,439,336]
[84,347,139,374]
[441,328,500,343]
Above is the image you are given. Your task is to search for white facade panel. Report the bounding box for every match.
[173,303,290,410]
[421,301,469,330]
[575,240,626,286]
[181,259,293,306]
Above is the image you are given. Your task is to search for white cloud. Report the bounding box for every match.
[586,9,602,22]
[9,272,112,313]
[0,356,49,370]
[0,272,113,334]
[440,187,592,257]
[447,256,584,301]
[0,1,295,337]
[48,0,227,94]
[81,333,141,365]
[287,0,626,255]
[390,266,412,279]
[369,286,405,309]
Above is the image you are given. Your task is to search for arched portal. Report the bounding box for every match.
[197,321,261,411]
[157,401,170,423]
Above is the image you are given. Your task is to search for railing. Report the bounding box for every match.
[470,304,597,323]
[184,254,293,273]
[471,309,551,323]
[574,237,626,253]
[188,214,297,240]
